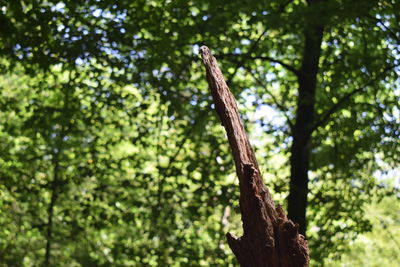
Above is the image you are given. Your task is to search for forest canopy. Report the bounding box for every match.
[0,0,399,266]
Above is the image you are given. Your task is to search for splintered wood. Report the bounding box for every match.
[200,46,309,267]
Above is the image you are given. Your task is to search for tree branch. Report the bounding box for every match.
[223,0,296,85]
[249,55,300,76]
[224,28,269,86]
[218,54,300,77]
[367,15,400,43]
[217,54,296,133]
[313,63,399,132]
[243,66,295,132]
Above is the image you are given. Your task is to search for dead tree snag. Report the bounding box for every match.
[200,46,309,267]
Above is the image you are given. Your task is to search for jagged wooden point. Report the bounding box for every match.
[200,46,309,267]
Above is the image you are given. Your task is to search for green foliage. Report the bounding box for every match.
[325,193,400,266]
[0,64,239,266]
[0,0,399,266]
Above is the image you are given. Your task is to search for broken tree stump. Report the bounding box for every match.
[200,46,309,267]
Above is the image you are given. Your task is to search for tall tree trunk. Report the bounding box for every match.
[45,153,60,267]
[287,0,324,235]
[44,76,72,266]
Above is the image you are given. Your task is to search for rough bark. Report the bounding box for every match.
[287,0,324,236]
[200,46,309,267]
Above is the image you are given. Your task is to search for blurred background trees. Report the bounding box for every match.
[0,0,399,266]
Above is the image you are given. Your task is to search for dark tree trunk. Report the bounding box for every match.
[200,46,309,267]
[287,0,324,235]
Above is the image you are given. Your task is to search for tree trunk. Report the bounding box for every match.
[200,46,309,267]
[287,0,324,236]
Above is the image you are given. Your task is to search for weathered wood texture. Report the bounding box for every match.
[200,46,309,267]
